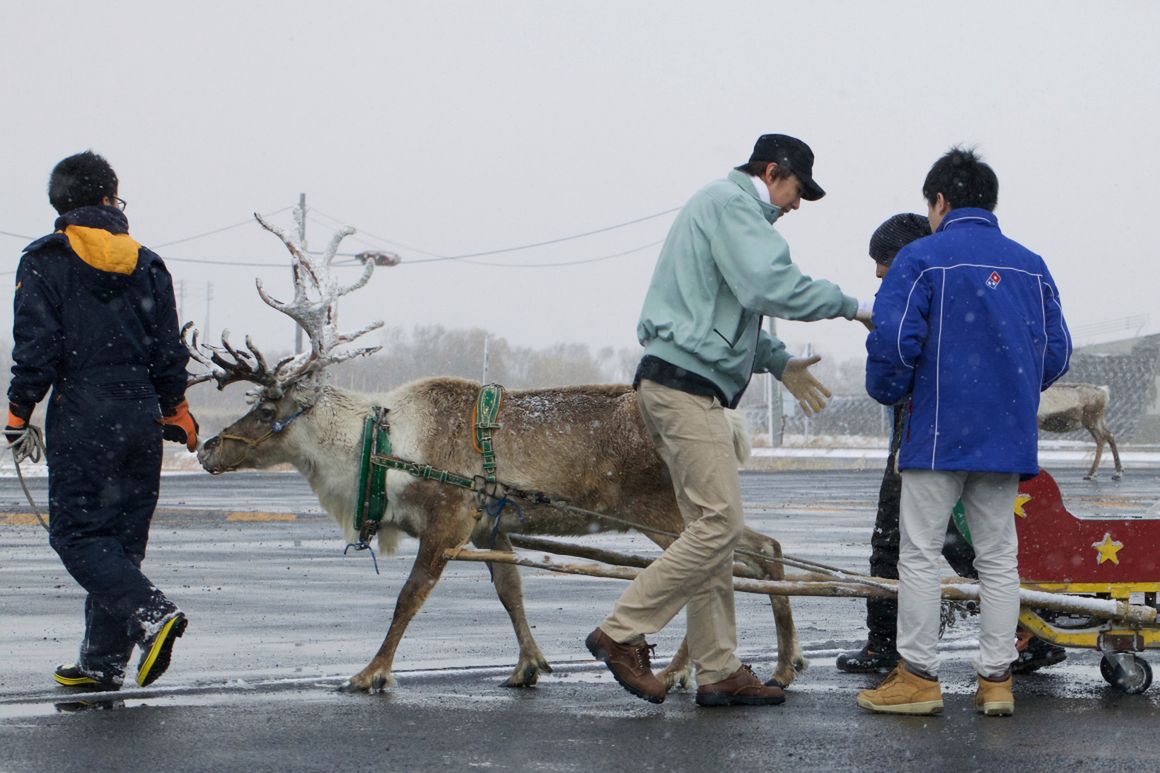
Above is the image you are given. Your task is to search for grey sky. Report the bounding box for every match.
[2,1,1156,373]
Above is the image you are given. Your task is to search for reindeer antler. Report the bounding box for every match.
[184,204,393,393]
[252,210,385,385]
[183,322,281,392]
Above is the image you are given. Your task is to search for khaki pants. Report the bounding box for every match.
[599,380,743,685]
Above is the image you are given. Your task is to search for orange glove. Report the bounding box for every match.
[6,403,31,446]
[160,399,199,452]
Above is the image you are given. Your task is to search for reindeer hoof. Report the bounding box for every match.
[1084,474,1096,481]
[338,669,396,693]
[659,667,691,691]
[1113,472,1123,481]
[768,660,804,689]
[502,666,541,688]
[502,655,552,688]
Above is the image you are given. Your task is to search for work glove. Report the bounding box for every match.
[160,399,199,452]
[779,355,832,416]
[5,402,32,446]
[6,402,43,464]
[855,299,875,332]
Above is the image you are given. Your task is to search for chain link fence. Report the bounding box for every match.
[741,336,1160,446]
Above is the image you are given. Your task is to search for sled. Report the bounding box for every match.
[1015,469,1160,693]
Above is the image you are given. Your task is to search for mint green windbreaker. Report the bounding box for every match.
[637,170,858,407]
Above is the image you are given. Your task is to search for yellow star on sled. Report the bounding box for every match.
[1013,493,1032,518]
[1092,532,1124,566]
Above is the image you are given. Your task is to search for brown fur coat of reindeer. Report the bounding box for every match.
[1037,383,1123,480]
[187,211,805,693]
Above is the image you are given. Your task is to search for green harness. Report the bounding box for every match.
[351,384,507,547]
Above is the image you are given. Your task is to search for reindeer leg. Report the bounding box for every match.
[1094,416,1124,481]
[738,527,806,688]
[1085,443,1102,480]
[480,533,552,687]
[1109,432,1123,481]
[1085,431,1105,481]
[340,532,459,693]
[658,637,692,691]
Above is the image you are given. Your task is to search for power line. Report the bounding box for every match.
[413,239,665,268]
[307,210,442,258]
[152,206,294,248]
[161,255,291,267]
[309,204,679,262]
[1,200,678,272]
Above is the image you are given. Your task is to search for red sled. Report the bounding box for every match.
[1014,469,1160,693]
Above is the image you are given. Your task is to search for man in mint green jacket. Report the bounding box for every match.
[586,134,870,707]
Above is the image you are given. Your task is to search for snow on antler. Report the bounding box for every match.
[185,205,392,392]
[252,210,384,385]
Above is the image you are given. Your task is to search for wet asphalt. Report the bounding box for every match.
[3,465,1160,772]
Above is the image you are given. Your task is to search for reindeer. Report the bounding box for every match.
[187,210,805,693]
[1037,383,1123,481]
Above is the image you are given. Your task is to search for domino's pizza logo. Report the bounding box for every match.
[986,271,1001,289]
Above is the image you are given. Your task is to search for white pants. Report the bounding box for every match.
[897,470,1020,679]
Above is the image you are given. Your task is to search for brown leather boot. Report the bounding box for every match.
[585,628,666,704]
[696,664,786,707]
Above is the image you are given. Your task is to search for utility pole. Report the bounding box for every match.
[767,317,782,447]
[802,341,813,444]
[294,193,306,355]
[481,335,490,383]
[204,281,213,342]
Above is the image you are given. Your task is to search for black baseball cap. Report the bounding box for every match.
[749,134,825,201]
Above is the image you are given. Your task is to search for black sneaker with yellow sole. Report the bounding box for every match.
[53,663,121,692]
[136,611,188,687]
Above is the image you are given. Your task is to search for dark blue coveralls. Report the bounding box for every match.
[9,205,189,683]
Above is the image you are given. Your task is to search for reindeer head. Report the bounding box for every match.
[188,208,397,474]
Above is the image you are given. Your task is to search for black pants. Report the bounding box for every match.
[866,407,977,653]
[45,381,172,680]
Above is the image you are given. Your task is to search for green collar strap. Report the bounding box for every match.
[472,383,505,484]
[354,406,391,544]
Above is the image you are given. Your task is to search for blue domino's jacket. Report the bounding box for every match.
[864,208,1071,476]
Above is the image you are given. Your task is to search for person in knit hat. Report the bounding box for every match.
[836,213,979,674]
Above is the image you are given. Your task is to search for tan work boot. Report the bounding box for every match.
[975,672,1015,716]
[856,662,943,715]
[696,664,785,707]
[585,628,666,704]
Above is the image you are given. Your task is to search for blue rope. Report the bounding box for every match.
[483,495,525,548]
[272,406,308,434]
[343,540,380,574]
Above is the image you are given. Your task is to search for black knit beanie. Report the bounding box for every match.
[869,213,931,266]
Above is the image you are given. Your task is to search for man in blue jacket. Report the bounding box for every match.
[858,147,1071,717]
[6,151,199,693]
[585,133,871,707]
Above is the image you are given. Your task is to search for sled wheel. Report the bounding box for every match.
[1100,654,1153,694]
